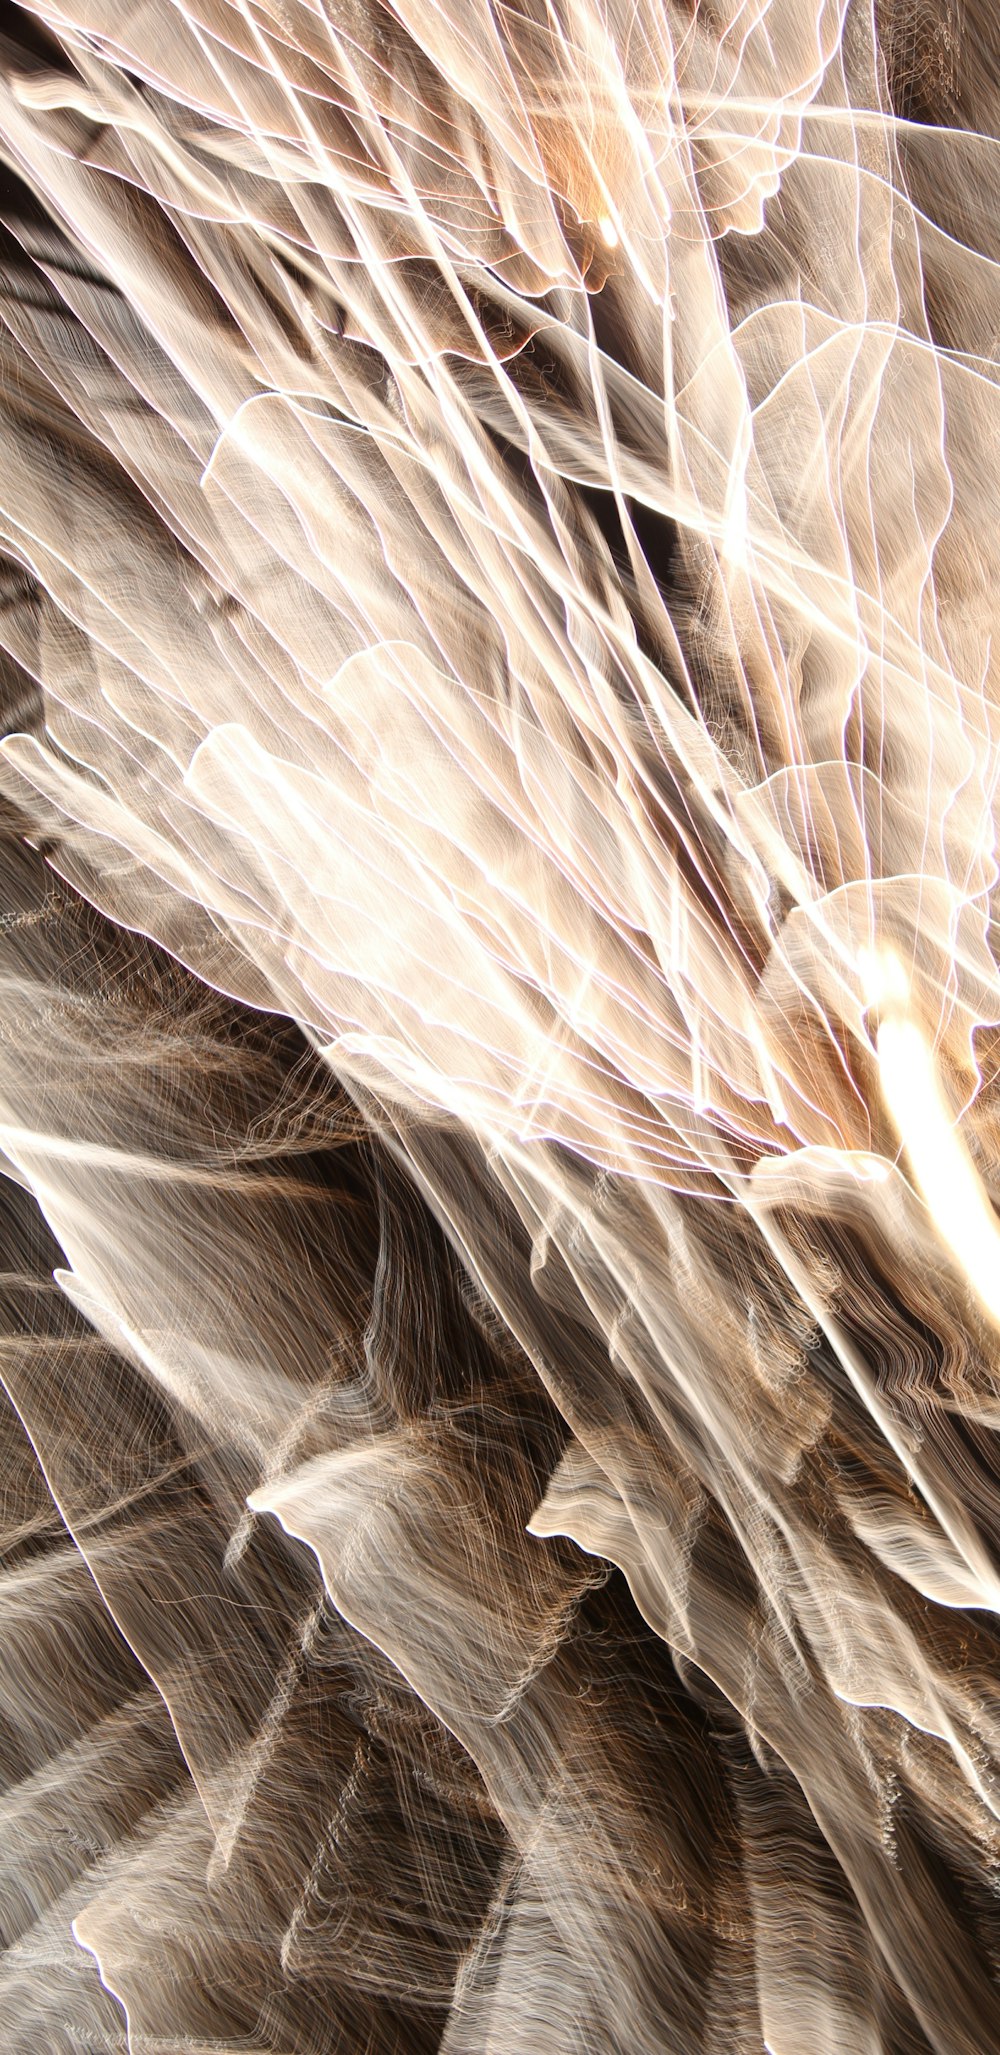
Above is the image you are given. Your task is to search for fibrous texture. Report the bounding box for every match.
[0,0,999,2047]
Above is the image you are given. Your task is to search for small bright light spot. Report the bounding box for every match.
[858,944,909,1011]
[858,1154,891,1184]
[598,215,619,249]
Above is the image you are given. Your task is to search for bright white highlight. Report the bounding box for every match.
[864,947,1000,1329]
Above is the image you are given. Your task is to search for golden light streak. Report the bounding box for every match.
[863,945,1000,1329]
